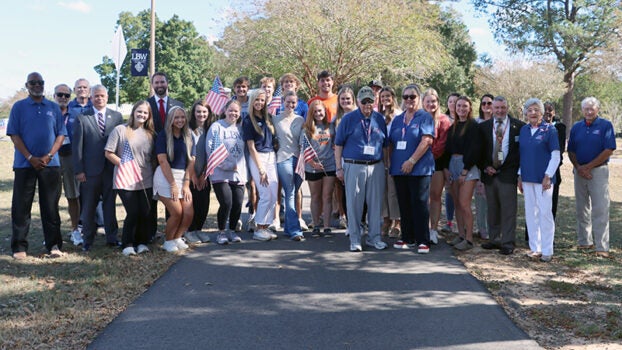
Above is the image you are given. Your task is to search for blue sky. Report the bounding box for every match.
[0,0,504,100]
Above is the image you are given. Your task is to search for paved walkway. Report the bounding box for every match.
[89,225,541,350]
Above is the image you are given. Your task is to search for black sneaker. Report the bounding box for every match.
[323,228,333,237]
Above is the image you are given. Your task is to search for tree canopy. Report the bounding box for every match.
[94,11,215,107]
[472,0,621,128]
[216,0,471,97]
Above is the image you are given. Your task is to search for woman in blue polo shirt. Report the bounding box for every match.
[388,84,435,253]
[153,106,195,252]
[243,88,278,242]
[518,98,560,262]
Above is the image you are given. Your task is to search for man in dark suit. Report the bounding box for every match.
[147,72,184,133]
[479,96,525,255]
[543,102,566,219]
[72,85,123,251]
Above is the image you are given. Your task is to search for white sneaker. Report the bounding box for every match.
[217,232,229,245]
[70,229,83,246]
[235,220,243,232]
[253,229,272,241]
[299,218,309,231]
[175,238,189,250]
[196,231,211,243]
[162,240,179,252]
[184,231,201,244]
[136,244,150,254]
[227,231,242,243]
[366,240,388,250]
[122,247,137,256]
[247,216,256,232]
[429,229,438,245]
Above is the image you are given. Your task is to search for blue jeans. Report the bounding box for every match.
[277,157,303,237]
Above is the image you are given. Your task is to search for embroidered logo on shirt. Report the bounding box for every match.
[47,111,55,118]
[592,130,601,135]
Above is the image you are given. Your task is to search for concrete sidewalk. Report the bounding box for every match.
[89,228,541,350]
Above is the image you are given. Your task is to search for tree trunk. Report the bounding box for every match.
[562,71,575,138]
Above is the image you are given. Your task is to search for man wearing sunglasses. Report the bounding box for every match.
[334,86,388,252]
[54,84,83,247]
[7,72,67,259]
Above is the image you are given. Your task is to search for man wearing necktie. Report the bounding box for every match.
[147,72,184,133]
[479,96,525,255]
[72,85,123,251]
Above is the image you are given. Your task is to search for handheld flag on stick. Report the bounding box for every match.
[205,76,229,115]
[268,85,282,115]
[115,140,142,189]
[205,132,229,178]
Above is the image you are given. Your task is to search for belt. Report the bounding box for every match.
[344,159,381,165]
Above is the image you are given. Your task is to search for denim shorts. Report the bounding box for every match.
[448,155,480,182]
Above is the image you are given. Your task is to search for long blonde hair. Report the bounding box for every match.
[422,88,441,122]
[164,106,193,163]
[247,88,275,136]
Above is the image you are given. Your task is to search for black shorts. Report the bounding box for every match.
[305,171,336,181]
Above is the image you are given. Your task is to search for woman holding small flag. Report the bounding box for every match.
[274,91,305,241]
[205,100,247,245]
[243,89,279,241]
[105,100,156,256]
[185,100,217,244]
[153,106,195,252]
[301,100,337,237]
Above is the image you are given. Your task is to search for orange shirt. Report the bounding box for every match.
[308,94,338,123]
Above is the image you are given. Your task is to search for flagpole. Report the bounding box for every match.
[150,0,156,96]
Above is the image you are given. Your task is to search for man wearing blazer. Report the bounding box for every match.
[147,72,184,133]
[72,85,123,251]
[479,96,525,255]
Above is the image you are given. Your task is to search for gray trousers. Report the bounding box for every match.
[484,176,518,249]
[343,162,385,245]
[574,165,610,252]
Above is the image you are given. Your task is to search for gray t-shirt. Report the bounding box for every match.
[273,112,304,163]
[105,125,155,190]
[300,123,336,173]
[205,119,247,184]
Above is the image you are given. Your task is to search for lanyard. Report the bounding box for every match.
[360,118,372,144]
[402,114,414,140]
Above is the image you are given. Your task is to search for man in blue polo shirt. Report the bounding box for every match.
[567,97,616,258]
[7,72,67,259]
[335,86,388,252]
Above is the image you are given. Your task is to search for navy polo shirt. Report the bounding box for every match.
[388,110,435,176]
[7,96,67,168]
[242,115,275,153]
[155,130,194,170]
[568,117,616,165]
[519,122,560,183]
[334,109,387,161]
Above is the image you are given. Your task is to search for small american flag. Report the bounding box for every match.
[267,85,282,115]
[205,132,229,178]
[205,76,229,115]
[114,140,143,189]
[295,134,319,180]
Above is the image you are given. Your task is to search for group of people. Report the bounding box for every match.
[8,70,616,261]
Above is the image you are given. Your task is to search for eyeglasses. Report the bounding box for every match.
[361,99,374,105]
[55,93,70,98]
[28,80,45,86]
[481,101,493,106]
[402,94,418,100]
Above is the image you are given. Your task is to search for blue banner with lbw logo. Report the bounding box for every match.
[131,49,149,76]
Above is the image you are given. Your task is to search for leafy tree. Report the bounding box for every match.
[475,58,566,119]
[471,0,622,132]
[94,11,215,106]
[424,8,478,100]
[216,0,453,96]
[0,89,29,117]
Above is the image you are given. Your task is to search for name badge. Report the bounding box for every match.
[363,145,375,155]
[497,151,504,161]
[514,136,520,142]
[396,141,407,150]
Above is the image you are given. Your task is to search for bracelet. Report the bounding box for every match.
[27,154,33,161]
[336,168,343,172]
[48,153,53,159]
[408,157,416,164]
[183,177,189,181]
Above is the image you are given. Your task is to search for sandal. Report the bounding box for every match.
[389,227,401,238]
